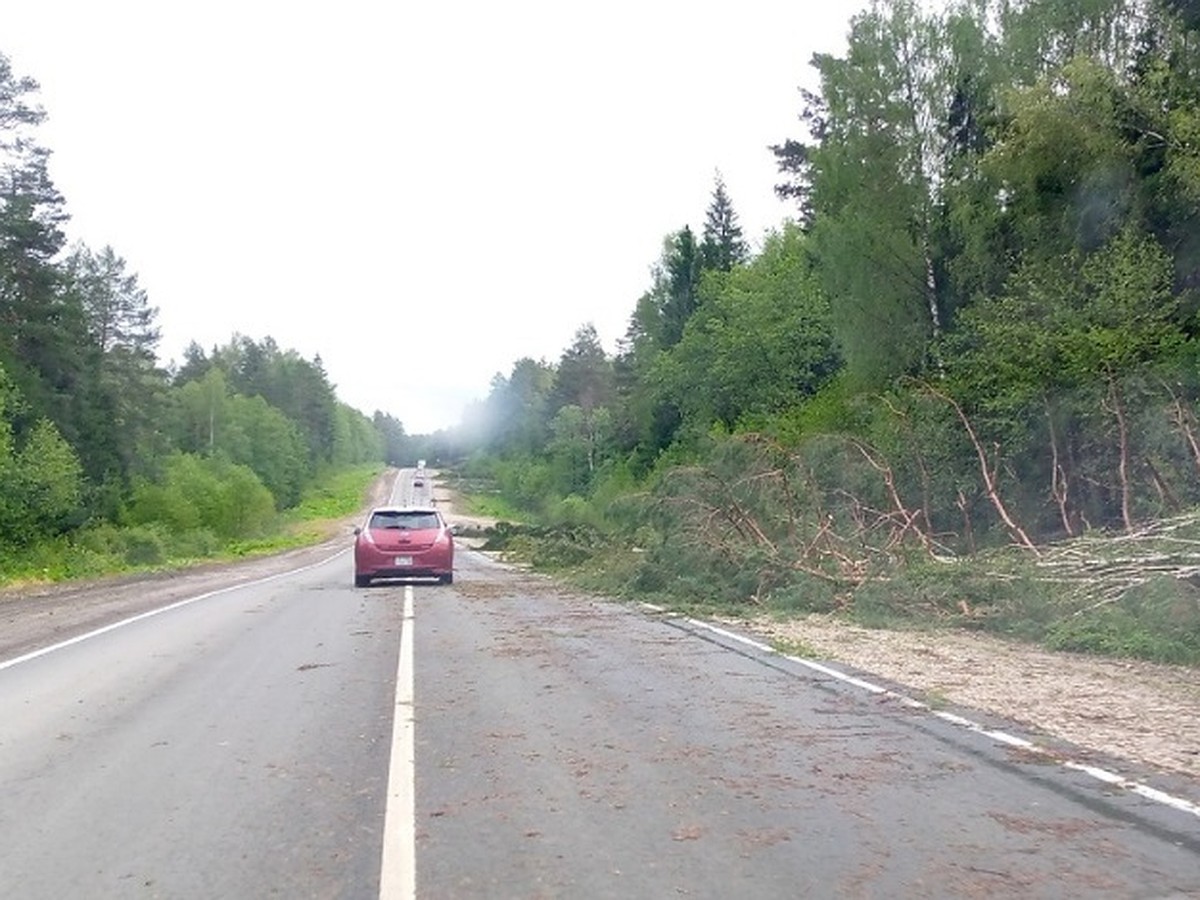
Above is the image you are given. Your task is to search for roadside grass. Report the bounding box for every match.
[461,493,525,521]
[283,463,381,519]
[920,688,953,710]
[770,636,822,659]
[0,464,383,589]
[437,470,526,522]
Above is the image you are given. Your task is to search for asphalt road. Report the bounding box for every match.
[0,547,400,898]
[1,471,1198,898]
[415,556,1200,899]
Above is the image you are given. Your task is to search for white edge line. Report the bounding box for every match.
[0,548,350,672]
[684,616,1200,821]
[380,584,416,900]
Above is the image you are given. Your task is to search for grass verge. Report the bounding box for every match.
[0,464,384,589]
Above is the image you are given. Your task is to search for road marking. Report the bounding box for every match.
[0,549,350,672]
[380,584,416,900]
[685,617,1200,822]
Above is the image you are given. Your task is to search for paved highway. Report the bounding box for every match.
[1,471,1198,897]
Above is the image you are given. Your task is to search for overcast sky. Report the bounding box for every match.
[3,1,859,434]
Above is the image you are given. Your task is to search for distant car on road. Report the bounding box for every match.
[354,506,454,587]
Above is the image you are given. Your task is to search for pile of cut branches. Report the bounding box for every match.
[1016,513,1200,613]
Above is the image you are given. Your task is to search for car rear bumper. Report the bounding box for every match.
[354,545,452,581]
[359,565,451,580]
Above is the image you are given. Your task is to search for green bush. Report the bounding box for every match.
[545,494,594,528]
[170,528,221,560]
[0,417,84,546]
[1045,577,1200,664]
[121,524,169,566]
[75,522,125,559]
[765,576,841,615]
[845,557,1054,634]
[127,452,275,540]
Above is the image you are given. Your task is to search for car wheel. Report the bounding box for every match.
[355,574,371,588]
[439,573,453,585]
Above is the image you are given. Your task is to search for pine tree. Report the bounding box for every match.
[659,226,701,347]
[0,54,80,443]
[62,243,165,483]
[700,174,748,272]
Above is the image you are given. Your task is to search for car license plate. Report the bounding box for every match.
[394,555,413,566]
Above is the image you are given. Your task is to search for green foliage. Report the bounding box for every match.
[127,452,275,540]
[332,402,384,468]
[658,227,703,349]
[0,535,108,584]
[168,362,382,510]
[172,375,310,508]
[117,524,169,566]
[0,366,84,546]
[444,463,525,521]
[480,521,606,570]
[764,578,841,617]
[700,174,748,272]
[285,463,383,521]
[179,335,345,468]
[659,224,840,430]
[765,374,866,444]
[0,463,380,586]
[1044,577,1200,663]
[795,0,983,386]
[373,411,409,466]
[547,404,612,496]
[13,418,84,532]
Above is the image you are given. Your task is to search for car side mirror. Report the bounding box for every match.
[353,526,362,536]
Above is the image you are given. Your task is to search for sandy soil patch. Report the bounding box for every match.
[430,471,499,542]
[736,614,1200,782]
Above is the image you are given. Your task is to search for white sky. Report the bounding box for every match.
[3,1,857,434]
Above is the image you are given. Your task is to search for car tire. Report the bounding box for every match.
[439,573,453,585]
[355,574,371,588]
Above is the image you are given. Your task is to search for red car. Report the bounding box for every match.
[354,506,454,586]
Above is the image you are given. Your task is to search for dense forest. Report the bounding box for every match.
[457,0,1200,658]
[0,52,413,577]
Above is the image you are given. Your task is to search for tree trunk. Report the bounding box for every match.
[1167,390,1200,477]
[927,384,1039,554]
[1107,374,1133,533]
[1045,398,1075,536]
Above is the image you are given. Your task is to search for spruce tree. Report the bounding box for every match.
[700,174,748,272]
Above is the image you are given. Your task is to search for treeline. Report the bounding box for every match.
[464,0,1200,595]
[0,54,409,574]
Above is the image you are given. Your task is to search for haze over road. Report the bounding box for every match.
[1,471,1198,897]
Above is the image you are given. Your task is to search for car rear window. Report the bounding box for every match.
[370,511,441,530]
